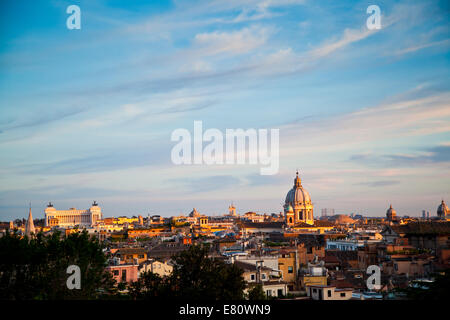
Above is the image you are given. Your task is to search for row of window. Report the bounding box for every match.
[250,273,267,280]
[112,269,127,281]
[266,289,284,297]
[312,288,346,298]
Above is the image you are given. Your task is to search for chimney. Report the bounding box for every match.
[256,260,263,283]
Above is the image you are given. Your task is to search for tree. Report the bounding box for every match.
[0,230,116,300]
[401,269,450,300]
[247,284,266,300]
[128,244,246,300]
[170,244,246,300]
[128,271,170,299]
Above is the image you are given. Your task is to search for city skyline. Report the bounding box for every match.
[1,0,449,220]
[6,182,449,221]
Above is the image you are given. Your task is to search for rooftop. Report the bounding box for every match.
[391,221,450,235]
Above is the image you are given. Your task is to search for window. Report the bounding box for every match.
[328,290,332,297]
[340,292,346,297]
[113,270,119,276]
[121,269,127,282]
[266,290,272,297]
[307,247,313,254]
[261,274,266,280]
[138,255,144,259]
[250,274,255,281]
[288,266,293,273]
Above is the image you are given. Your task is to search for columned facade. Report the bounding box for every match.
[45,201,102,228]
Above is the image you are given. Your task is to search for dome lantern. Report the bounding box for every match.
[294,171,302,188]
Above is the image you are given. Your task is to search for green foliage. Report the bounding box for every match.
[0,233,248,300]
[170,244,246,300]
[0,230,116,300]
[399,270,450,300]
[247,284,266,300]
[263,241,288,247]
[117,282,127,291]
[128,271,170,299]
[128,244,246,300]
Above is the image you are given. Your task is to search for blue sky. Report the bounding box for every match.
[0,0,449,220]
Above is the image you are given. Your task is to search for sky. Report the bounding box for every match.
[0,0,449,220]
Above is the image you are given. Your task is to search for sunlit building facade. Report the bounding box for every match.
[44,201,102,228]
[284,172,314,226]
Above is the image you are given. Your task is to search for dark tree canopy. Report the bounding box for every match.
[128,244,246,300]
[247,283,266,300]
[400,269,450,300]
[0,230,116,300]
[128,271,170,299]
[170,244,246,300]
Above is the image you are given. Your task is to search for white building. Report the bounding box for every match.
[138,259,174,278]
[234,255,281,277]
[326,239,366,251]
[45,201,102,228]
[306,285,353,300]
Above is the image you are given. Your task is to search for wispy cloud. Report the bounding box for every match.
[281,92,450,155]
[0,106,86,134]
[193,26,271,56]
[394,38,450,56]
[1,0,449,219]
[12,143,172,175]
[170,175,242,193]
[356,180,401,187]
[350,145,450,168]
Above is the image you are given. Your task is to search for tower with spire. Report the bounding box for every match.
[25,202,35,238]
[228,202,236,216]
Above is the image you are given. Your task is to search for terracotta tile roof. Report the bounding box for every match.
[116,247,148,255]
[326,250,358,261]
[147,243,191,258]
[314,220,336,227]
[292,220,335,230]
[297,234,326,247]
[233,260,272,272]
[323,255,340,264]
[241,222,284,229]
[392,221,450,236]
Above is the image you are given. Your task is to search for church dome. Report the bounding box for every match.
[283,171,314,226]
[437,200,449,218]
[386,204,396,216]
[189,208,200,217]
[386,204,397,221]
[285,172,311,207]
